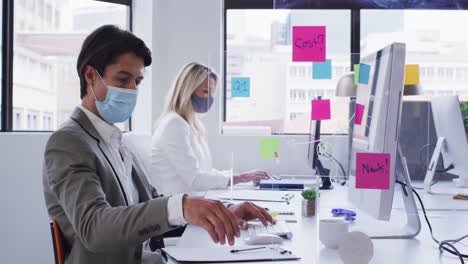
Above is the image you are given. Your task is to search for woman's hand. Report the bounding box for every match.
[231,171,270,186]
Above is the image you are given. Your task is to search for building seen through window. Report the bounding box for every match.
[13,0,129,131]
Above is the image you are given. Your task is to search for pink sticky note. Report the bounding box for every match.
[311,99,331,120]
[356,153,390,190]
[355,104,365,125]
[292,26,326,62]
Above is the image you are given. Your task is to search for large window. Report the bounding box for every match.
[361,10,468,101]
[12,0,130,131]
[224,1,468,135]
[225,9,351,134]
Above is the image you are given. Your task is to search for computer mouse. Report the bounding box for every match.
[244,234,284,245]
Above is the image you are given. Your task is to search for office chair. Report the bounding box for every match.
[49,220,64,264]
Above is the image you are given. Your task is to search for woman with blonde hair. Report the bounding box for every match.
[150,62,269,195]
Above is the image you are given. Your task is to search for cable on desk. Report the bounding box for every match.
[330,156,346,180]
[396,180,468,263]
[418,143,454,173]
[315,141,347,185]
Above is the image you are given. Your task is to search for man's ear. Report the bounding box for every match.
[83,65,96,90]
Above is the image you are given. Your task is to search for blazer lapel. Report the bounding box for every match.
[70,107,131,206]
[130,155,157,202]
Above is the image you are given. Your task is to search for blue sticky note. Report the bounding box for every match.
[231,77,250,97]
[312,59,332,79]
[358,63,371,85]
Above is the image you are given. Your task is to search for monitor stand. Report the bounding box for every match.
[424,137,445,194]
[316,159,333,190]
[371,146,421,239]
[424,137,468,190]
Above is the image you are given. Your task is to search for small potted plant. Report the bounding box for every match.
[301,189,317,217]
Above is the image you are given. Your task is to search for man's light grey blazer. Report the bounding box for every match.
[43,107,174,264]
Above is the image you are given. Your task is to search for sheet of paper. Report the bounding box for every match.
[292,26,326,62]
[163,246,300,263]
[354,103,365,125]
[404,64,420,85]
[358,63,371,85]
[260,138,280,159]
[231,77,250,97]
[312,59,332,79]
[311,99,331,120]
[355,152,390,190]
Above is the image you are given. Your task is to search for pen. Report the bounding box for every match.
[230,247,266,253]
[264,208,295,215]
[271,175,282,180]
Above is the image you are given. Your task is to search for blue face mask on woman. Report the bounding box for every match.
[191,94,214,113]
[91,71,139,124]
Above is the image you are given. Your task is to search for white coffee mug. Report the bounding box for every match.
[319,219,349,249]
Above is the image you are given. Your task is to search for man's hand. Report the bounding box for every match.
[183,196,240,246]
[232,171,270,186]
[228,202,275,229]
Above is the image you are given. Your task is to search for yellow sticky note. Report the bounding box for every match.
[404,64,420,85]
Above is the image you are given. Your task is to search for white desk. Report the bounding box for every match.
[167,184,468,264]
[168,189,316,264]
[402,181,468,211]
[318,184,468,264]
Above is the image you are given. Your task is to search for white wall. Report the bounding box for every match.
[131,0,154,134]
[0,133,53,263]
[151,0,348,175]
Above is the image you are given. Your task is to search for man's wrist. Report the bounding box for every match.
[167,193,188,226]
[225,202,238,211]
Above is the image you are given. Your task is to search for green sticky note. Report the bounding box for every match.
[354,64,359,85]
[260,138,280,159]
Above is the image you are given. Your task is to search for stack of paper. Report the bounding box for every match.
[216,190,298,203]
[162,246,300,263]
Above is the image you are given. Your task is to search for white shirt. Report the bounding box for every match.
[78,106,186,226]
[150,112,230,196]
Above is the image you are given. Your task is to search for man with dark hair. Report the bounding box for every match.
[43,25,273,264]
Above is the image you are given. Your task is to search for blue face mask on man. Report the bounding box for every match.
[191,94,214,113]
[91,71,138,124]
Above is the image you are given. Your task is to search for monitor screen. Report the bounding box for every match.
[460,101,468,142]
[352,52,382,142]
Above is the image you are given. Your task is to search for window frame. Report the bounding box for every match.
[222,1,359,135]
[0,0,133,132]
[222,0,467,135]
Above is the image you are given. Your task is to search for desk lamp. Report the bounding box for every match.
[335,73,357,177]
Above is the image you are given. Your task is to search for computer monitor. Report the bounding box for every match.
[348,43,409,221]
[461,101,468,142]
[429,95,468,187]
